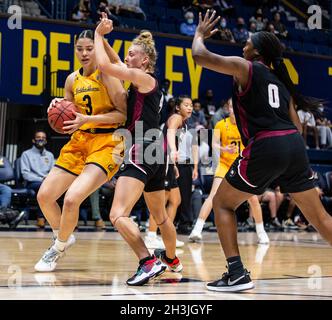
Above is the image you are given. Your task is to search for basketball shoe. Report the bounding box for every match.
[154,249,183,272]
[126,256,166,286]
[206,268,254,292]
[34,245,65,272]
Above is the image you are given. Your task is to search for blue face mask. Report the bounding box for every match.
[187,18,194,24]
[221,21,226,28]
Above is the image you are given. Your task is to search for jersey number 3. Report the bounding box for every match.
[83,95,93,115]
[268,84,280,109]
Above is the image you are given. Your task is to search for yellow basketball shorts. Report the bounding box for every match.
[214,160,234,179]
[55,130,124,180]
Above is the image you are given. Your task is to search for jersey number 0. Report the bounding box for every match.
[268,84,280,109]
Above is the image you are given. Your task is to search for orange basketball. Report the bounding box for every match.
[48,100,79,134]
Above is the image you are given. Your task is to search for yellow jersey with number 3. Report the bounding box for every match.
[72,68,121,130]
[214,117,244,165]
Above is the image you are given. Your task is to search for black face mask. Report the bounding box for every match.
[34,139,46,149]
[237,23,244,28]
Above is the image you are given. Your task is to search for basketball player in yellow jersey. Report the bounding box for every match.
[189,99,269,244]
[34,30,127,272]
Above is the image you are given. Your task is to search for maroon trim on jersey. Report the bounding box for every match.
[237,61,253,97]
[238,140,256,188]
[254,129,297,141]
[127,91,145,133]
[236,99,250,140]
[133,77,158,96]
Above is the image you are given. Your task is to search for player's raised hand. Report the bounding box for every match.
[96,12,113,36]
[195,9,220,39]
[48,97,63,113]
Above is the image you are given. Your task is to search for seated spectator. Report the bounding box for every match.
[20,130,55,228]
[272,12,288,39]
[217,0,235,17]
[212,17,235,42]
[0,183,11,210]
[266,23,277,35]
[110,0,146,20]
[96,0,120,26]
[248,21,257,37]
[188,99,207,129]
[257,188,283,229]
[211,98,231,128]
[315,108,332,149]
[71,0,92,23]
[232,17,249,44]
[180,11,197,37]
[249,8,267,32]
[201,89,217,116]
[297,108,320,149]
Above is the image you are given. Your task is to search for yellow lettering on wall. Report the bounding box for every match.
[329,67,332,76]
[284,58,299,85]
[111,39,123,55]
[50,32,71,97]
[165,46,183,94]
[22,29,46,95]
[185,48,202,99]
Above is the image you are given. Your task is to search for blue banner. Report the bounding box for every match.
[1,16,332,118]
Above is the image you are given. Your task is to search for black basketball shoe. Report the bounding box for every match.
[206,269,254,292]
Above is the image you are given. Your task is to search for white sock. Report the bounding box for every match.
[256,222,265,234]
[54,238,66,252]
[147,231,157,238]
[193,218,205,234]
[53,229,59,238]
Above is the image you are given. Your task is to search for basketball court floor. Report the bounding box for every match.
[0,230,331,300]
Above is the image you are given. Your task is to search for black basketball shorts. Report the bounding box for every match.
[225,130,315,195]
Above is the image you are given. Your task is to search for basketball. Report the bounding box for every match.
[48,99,79,134]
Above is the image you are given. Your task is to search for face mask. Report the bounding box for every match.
[220,21,227,28]
[34,139,46,149]
[187,18,194,24]
[238,23,244,28]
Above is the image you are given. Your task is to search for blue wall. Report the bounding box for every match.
[0,16,332,118]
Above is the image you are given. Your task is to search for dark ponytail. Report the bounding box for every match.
[251,31,324,111]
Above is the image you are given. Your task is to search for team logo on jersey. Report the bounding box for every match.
[229,169,236,177]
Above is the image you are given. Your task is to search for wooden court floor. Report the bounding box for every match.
[0,230,331,300]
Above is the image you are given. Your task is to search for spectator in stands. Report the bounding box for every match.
[315,111,332,149]
[160,79,173,103]
[159,79,174,125]
[89,189,106,229]
[188,99,208,129]
[180,11,197,37]
[211,98,231,128]
[217,0,235,17]
[71,0,92,23]
[212,17,235,42]
[110,0,146,20]
[266,23,277,35]
[21,130,55,228]
[297,107,320,149]
[201,89,217,116]
[248,22,257,37]
[257,188,283,229]
[0,183,11,209]
[272,12,288,39]
[97,0,120,26]
[249,8,267,32]
[232,17,249,44]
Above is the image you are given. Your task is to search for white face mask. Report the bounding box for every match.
[187,18,194,24]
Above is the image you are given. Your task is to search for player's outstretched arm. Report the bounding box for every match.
[192,10,249,88]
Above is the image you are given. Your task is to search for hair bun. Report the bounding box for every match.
[138,30,153,41]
